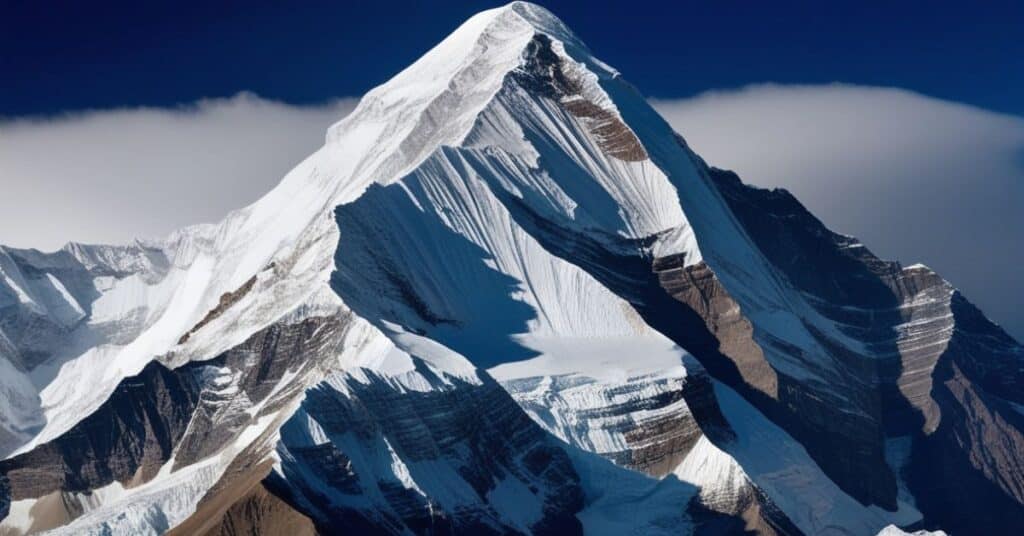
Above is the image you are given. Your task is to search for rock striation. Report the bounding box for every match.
[0,3,1021,535]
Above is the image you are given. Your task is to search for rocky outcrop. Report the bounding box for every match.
[653,253,898,508]
[512,33,647,161]
[502,365,801,534]
[167,457,318,536]
[173,313,352,468]
[0,312,352,529]
[2,4,1022,534]
[653,257,778,399]
[503,365,730,478]
[177,274,258,345]
[274,366,586,535]
[196,481,317,536]
[704,167,1024,531]
[0,242,177,457]
[0,360,200,500]
[904,297,1024,534]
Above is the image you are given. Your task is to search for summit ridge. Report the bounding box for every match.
[1,3,1021,535]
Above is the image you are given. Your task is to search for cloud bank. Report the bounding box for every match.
[0,93,356,250]
[0,86,1020,339]
[653,84,1024,341]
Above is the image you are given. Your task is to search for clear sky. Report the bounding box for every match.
[3,0,1023,117]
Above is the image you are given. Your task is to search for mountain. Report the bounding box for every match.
[1,3,1020,534]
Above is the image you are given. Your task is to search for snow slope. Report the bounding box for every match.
[3,2,1017,534]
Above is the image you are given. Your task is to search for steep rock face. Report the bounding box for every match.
[0,199,345,461]
[0,360,200,500]
[501,364,724,477]
[0,312,356,533]
[485,47,1022,520]
[0,239,186,458]
[166,455,317,536]
[273,365,586,535]
[706,168,952,432]
[172,312,353,468]
[904,302,1024,534]
[653,253,898,507]
[1,3,1022,535]
[511,34,648,162]
[177,274,258,345]
[499,364,803,535]
[704,168,1024,533]
[321,4,953,532]
[192,481,318,536]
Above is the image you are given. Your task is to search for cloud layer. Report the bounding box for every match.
[0,93,356,250]
[654,84,1024,340]
[1,86,1020,339]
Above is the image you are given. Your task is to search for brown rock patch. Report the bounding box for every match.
[178,275,258,344]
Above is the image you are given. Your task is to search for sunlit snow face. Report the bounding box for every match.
[1,84,1021,340]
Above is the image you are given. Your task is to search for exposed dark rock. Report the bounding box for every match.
[619,382,703,475]
[178,274,258,344]
[0,360,200,500]
[275,369,585,535]
[653,257,778,399]
[503,368,731,479]
[0,477,8,524]
[562,98,649,161]
[461,131,1021,519]
[5,12,1021,535]
[173,313,353,468]
[512,34,647,161]
[706,167,1024,530]
[904,298,1024,535]
[0,313,352,527]
[196,482,319,536]
[688,483,803,536]
[655,254,898,508]
[167,457,319,536]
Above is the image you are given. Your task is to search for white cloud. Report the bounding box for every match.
[0,85,1019,339]
[652,84,1024,340]
[0,92,356,250]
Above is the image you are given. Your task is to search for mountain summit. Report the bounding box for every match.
[1,3,1021,535]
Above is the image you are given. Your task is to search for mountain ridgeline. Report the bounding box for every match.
[0,3,1020,535]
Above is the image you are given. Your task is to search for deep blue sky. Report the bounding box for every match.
[3,0,1022,118]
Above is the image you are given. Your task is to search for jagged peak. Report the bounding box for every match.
[348,2,585,109]
[315,2,628,200]
[503,1,585,48]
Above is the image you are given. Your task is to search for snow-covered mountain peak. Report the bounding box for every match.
[332,1,586,124]
[4,4,1021,534]
[319,2,610,187]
